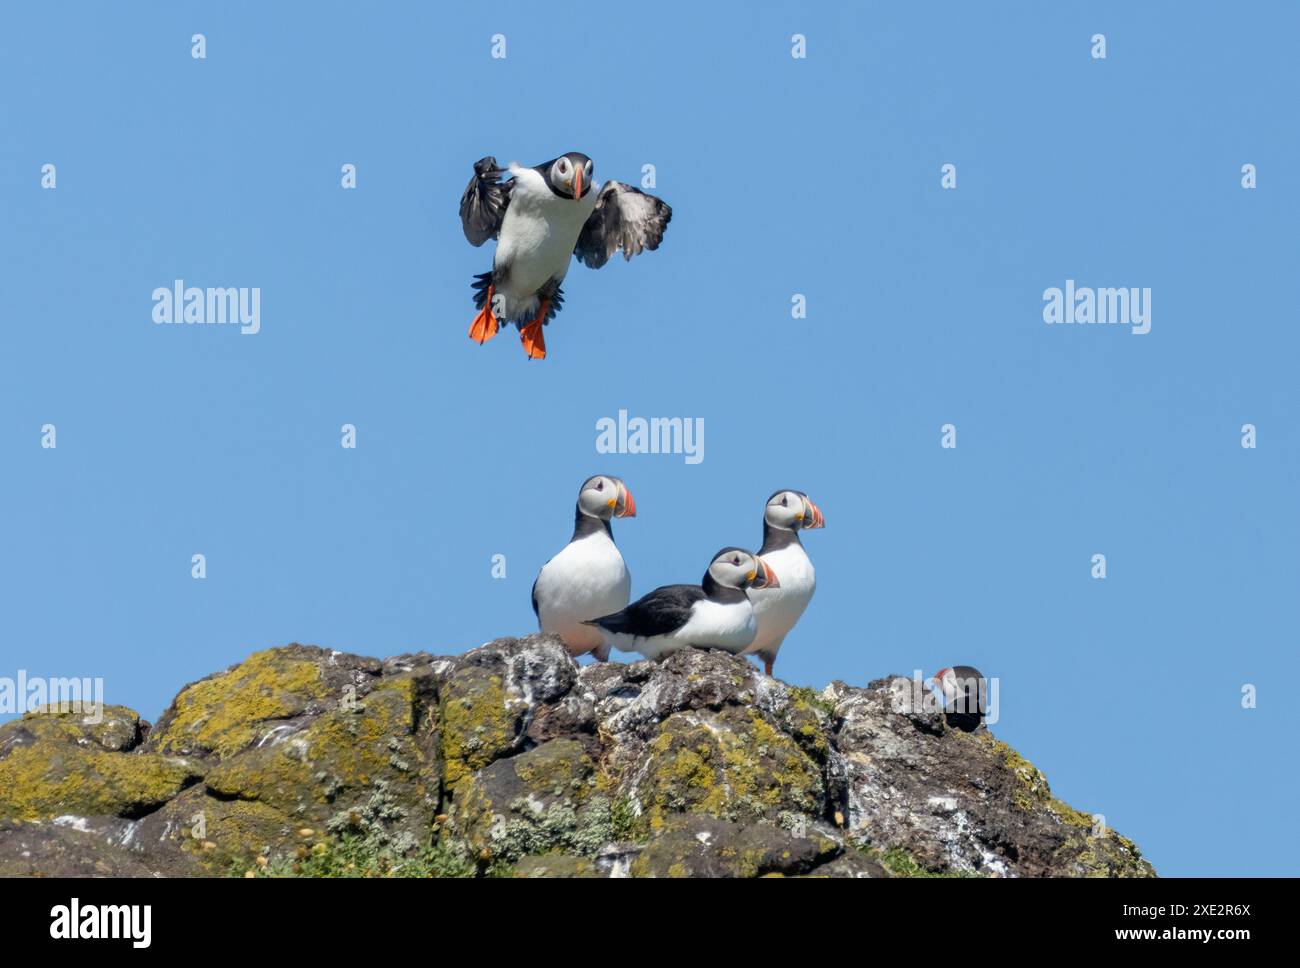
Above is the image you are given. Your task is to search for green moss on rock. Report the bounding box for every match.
[610,793,650,843]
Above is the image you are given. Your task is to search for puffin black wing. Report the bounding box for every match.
[945,665,988,732]
[587,584,703,637]
[574,181,672,269]
[459,156,512,246]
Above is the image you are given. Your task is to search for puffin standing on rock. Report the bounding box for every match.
[459,152,672,360]
[741,490,825,676]
[585,548,778,662]
[532,476,637,660]
[930,666,988,732]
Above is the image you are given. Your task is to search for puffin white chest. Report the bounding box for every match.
[496,174,597,303]
[614,595,756,663]
[535,530,630,645]
[747,541,816,654]
[674,597,758,653]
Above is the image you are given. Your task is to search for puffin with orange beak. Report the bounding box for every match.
[459,152,671,359]
[929,666,988,732]
[741,490,826,676]
[585,548,778,662]
[532,475,637,660]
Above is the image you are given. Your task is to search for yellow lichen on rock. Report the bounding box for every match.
[0,640,1158,879]
[201,674,436,835]
[4,704,143,752]
[439,670,516,786]
[0,744,199,821]
[631,708,823,829]
[148,787,296,874]
[151,649,329,758]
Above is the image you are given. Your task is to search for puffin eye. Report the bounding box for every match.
[781,496,788,506]
[596,480,604,491]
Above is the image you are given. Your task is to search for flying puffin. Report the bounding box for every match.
[531,475,637,660]
[585,548,778,662]
[930,666,988,732]
[741,490,825,676]
[459,152,672,360]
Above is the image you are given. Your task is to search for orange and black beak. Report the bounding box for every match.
[573,167,584,201]
[750,556,779,589]
[801,497,825,530]
[610,480,636,518]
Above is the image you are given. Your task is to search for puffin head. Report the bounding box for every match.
[707,547,779,590]
[930,667,957,702]
[764,490,825,531]
[549,152,593,200]
[577,474,635,520]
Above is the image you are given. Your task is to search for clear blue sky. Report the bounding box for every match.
[2,2,1296,877]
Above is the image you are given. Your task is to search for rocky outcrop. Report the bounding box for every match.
[0,636,1155,878]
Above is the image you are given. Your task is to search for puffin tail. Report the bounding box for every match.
[468,271,498,344]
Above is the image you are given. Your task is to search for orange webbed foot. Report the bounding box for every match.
[468,286,499,344]
[520,299,549,360]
